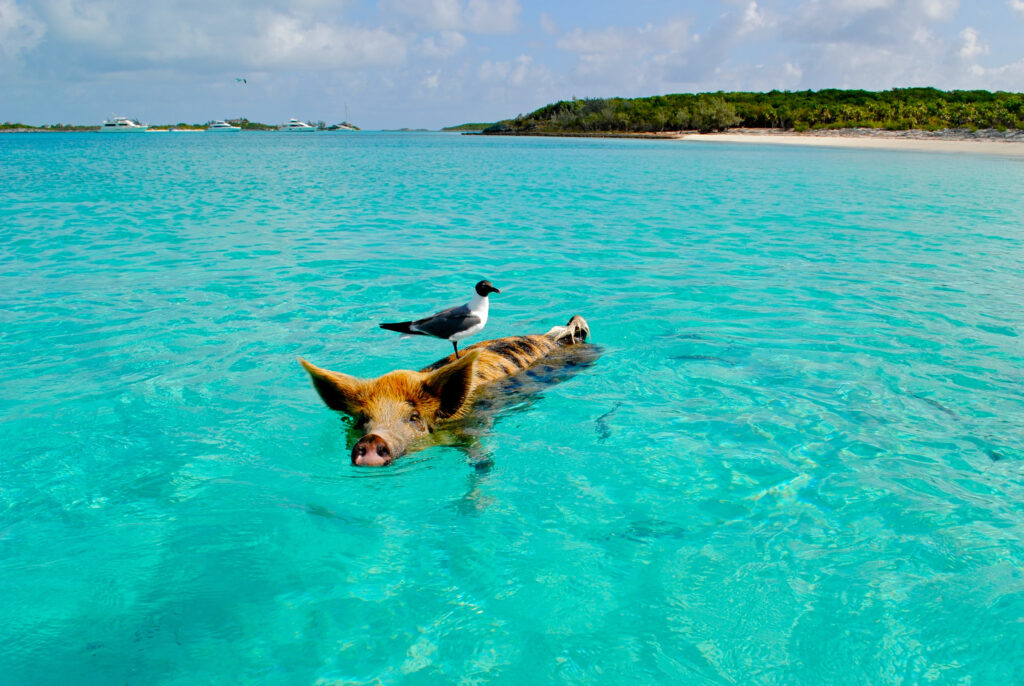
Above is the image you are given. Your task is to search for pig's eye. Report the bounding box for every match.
[408,411,424,429]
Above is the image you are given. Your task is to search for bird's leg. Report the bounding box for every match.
[453,341,460,359]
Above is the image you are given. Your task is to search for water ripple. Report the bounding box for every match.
[1,132,1023,684]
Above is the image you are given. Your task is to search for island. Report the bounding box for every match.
[3,118,288,132]
[1,122,97,132]
[441,123,494,132]
[475,88,1024,137]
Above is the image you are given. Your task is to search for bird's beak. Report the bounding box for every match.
[492,287,501,294]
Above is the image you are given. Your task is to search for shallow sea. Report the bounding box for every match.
[1,131,1023,684]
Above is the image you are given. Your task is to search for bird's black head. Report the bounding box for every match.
[475,280,500,296]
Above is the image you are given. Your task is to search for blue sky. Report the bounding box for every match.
[3,0,1024,128]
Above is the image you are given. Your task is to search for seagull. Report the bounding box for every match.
[379,280,501,359]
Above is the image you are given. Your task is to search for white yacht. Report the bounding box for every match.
[207,120,241,132]
[279,118,316,132]
[98,116,149,133]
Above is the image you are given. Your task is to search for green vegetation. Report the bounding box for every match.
[230,118,276,131]
[1,122,95,131]
[485,88,1024,135]
[442,122,494,132]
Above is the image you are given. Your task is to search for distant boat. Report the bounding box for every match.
[98,116,148,133]
[279,118,316,132]
[328,102,359,131]
[207,120,241,132]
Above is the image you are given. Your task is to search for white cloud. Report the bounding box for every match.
[465,0,518,33]
[739,1,775,36]
[557,19,693,56]
[1010,0,1024,16]
[976,57,1024,83]
[911,26,935,46]
[711,59,805,93]
[557,27,631,54]
[957,27,988,60]
[760,0,1017,90]
[786,0,959,47]
[811,0,956,20]
[797,42,925,89]
[832,0,892,9]
[555,20,695,92]
[37,0,117,47]
[251,14,408,68]
[381,0,520,33]
[560,13,791,93]
[920,0,958,20]
[548,0,1024,98]
[479,53,536,86]
[380,0,461,31]
[0,0,46,58]
[539,11,556,36]
[23,2,409,71]
[418,30,466,58]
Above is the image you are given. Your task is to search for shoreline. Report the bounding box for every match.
[675,128,1024,157]
[6,126,1024,155]
[471,126,1024,155]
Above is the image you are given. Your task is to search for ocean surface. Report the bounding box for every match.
[1,131,1022,684]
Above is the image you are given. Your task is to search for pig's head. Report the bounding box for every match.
[299,351,479,466]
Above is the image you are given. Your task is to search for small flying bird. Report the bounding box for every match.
[379,280,501,359]
[235,77,247,84]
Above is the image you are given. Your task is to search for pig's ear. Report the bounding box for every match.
[298,358,363,415]
[426,349,480,419]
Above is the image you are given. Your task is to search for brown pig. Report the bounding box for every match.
[299,315,591,466]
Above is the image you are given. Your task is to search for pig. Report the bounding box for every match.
[299,315,592,466]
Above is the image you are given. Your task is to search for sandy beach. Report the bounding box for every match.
[676,128,1024,156]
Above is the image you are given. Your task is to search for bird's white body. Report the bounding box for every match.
[449,292,489,341]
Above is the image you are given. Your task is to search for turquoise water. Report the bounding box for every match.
[2,131,1023,684]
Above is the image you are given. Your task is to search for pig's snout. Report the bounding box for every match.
[351,434,394,466]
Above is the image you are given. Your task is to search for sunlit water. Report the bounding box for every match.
[2,132,1022,684]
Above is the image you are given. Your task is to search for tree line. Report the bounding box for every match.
[485,88,1024,134]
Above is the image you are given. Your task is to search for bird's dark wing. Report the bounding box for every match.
[410,304,480,339]
[379,321,418,335]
